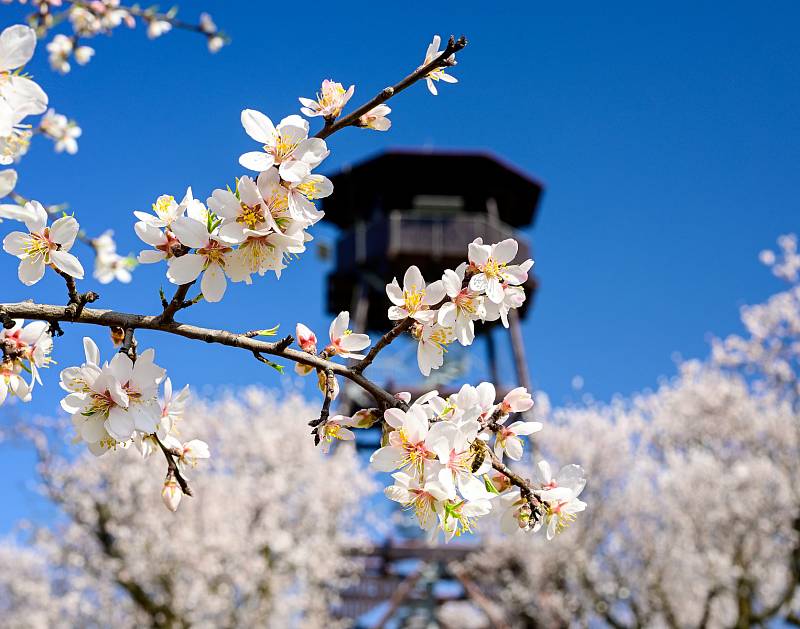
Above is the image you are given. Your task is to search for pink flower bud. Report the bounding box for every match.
[296,323,317,353]
[501,387,533,413]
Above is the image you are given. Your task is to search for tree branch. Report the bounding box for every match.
[315,34,468,140]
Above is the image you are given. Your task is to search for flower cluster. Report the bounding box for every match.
[39,108,82,154]
[92,230,135,284]
[59,337,209,509]
[348,382,586,541]
[295,310,371,400]
[0,24,49,191]
[387,238,534,375]
[0,318,53,405]
[14,0,227,73]
[1,199,84,285]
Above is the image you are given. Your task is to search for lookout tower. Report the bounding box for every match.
[323,149,544,390]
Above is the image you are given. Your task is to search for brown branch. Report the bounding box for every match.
[159,281,195,323]
[351,318,413,374]
[0,300,400,409]
[154,434,192,497]
[315,34,468,140]
[484,442,543,520]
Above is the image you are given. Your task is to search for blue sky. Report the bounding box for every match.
[0,1,797,529]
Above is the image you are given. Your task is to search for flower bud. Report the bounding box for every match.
[161,473,182,512]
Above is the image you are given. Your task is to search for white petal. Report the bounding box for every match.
[167,253,204,284]
[200,263,227,302]
[239,151,275,172]
[241,109,276,144]
[50,250,84,279]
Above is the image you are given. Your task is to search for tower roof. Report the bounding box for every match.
[321,149,544,229]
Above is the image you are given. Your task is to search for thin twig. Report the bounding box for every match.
[315,35,468,140]
[154,434,192,497]
[352,318,414,374]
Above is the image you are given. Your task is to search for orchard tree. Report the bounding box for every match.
[0,14,586,543]
[0,390,374,628]
[460,235,800,628]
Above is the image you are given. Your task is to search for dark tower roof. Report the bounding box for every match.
[321,149,544,228]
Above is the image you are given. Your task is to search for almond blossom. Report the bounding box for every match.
[315,414,356,454]
[494,420,543,460]
[359,104,392,131]
[1,200,84,285]
[414,322,454,376]
[40,108,81,153]
[420,34,458,95]
[239,110,329,182]
[385,471,452,533]
[325,311,370,359]
[468,237,533,304]
[167,216,234,302]
[208,171,282,243]
[0,319,52,405]
[299,79,354,119]
[386,265,446,323]
[370,405,448,476]
[438,264,483,345]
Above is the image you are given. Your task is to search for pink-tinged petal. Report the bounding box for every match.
[200,263,227,302]
[50,250,84,279]
[170,216,208,249]
[167,253,204,284]
[241,109,276,144]
[50,215,79,249]
[239,151,275,172]
[18,256,44,285]
[439,73,458,84]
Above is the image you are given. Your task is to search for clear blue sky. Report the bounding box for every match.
[0,1,797,529]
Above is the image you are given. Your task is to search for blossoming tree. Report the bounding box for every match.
[0,391,374,627]
[457,235,800,627]
[0,15,586,542]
